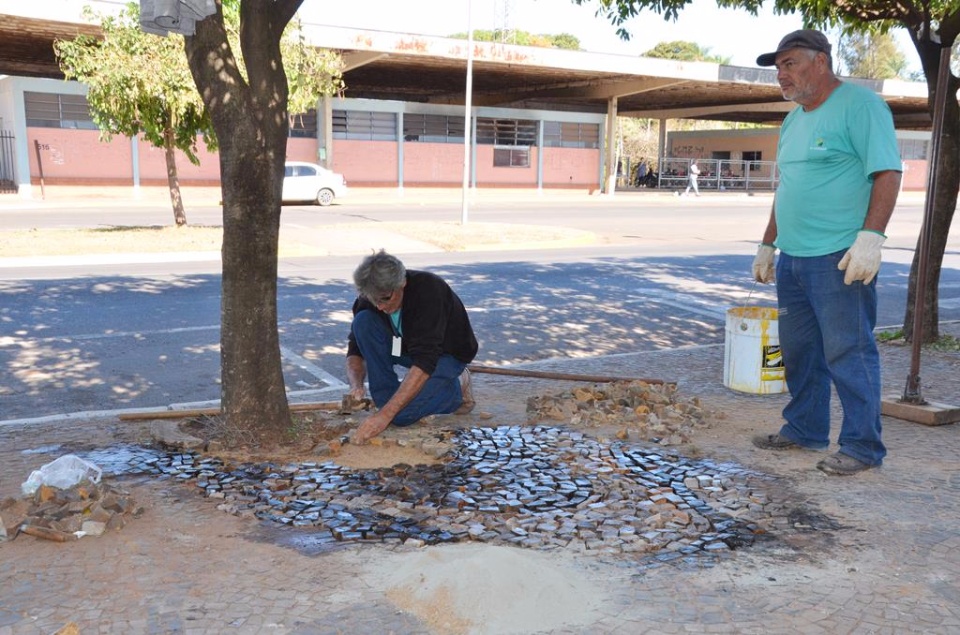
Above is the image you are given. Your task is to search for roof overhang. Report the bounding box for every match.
[0,12,933,130]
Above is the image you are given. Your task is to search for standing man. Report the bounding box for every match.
[346,250,478,444]
[684,159,701,196]
[751,30,901,475]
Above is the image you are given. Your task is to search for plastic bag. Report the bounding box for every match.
[21,454,103,495]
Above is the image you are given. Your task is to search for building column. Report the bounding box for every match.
[318,96,333,169]
[536,119,544,192]
[658,118,667,180]
[12,86,32,198]
[131,135,141,197]
[603,96,618,195]
[397,111,404,193]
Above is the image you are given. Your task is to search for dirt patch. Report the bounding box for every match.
[0,226,224,257]
[177,410,446,469]
[331,221,597,251]
[0,221,595,258]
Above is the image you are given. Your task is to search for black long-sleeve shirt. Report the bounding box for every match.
[347,270,478,375]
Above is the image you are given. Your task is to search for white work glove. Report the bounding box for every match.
[752,244,776,284]
[838,230,886,285]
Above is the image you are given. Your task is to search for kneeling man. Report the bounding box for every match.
[346,250,478,444]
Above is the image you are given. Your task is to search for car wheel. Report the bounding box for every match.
[316,188,334,206]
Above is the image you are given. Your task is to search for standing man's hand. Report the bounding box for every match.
[752,244,776,283]
[838,230,886,285]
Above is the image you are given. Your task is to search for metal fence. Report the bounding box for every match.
[0,130,16,194]
[656,157,779,193]
[620,157,780,192]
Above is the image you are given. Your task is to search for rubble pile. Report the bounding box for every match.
[527,381,714,444]
[0,482,142,542]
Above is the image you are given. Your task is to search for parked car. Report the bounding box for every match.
[282,161,348,206]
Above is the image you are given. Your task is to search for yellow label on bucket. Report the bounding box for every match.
[760,344,784,381]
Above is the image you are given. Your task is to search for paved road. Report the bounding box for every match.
[1,193,958,421]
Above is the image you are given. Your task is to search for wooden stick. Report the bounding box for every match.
[467,364,669,385]
[21,524,77,542]
[118,400,343,421]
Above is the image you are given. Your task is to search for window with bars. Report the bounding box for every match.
[24,92,97,129]
[403,113,465,143]
[289,110,317,138]
[493,146,530,168]
[332,110,397,140]
[476,118,538,146]
[542,121,599,149]
[742,150,763,172]
[898,138,927,160]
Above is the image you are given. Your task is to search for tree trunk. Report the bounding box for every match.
[163,129,188,226]
[183,1,301,441]
[901,38,960,344]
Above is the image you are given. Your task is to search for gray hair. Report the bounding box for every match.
[802,47,834,72]
[353,249,406,299]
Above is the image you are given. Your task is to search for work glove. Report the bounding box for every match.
[838,230,886,285]
[752,244,776,284]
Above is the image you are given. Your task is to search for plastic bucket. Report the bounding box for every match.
[723,306,786,394]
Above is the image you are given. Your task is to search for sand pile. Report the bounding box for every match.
[381,543,607,634]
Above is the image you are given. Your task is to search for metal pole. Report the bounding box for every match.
[460,0,474,225]
[33,139,45,200]
[901,42,953,404]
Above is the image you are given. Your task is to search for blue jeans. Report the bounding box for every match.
[350,310,466,426]
[775,251,886,465]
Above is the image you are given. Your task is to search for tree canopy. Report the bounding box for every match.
[56,3,213,224]
[644,40,730,63]
[836,31,908,79]
[448,29,582,50]
[56,1,342,226]
[56,4,213,162]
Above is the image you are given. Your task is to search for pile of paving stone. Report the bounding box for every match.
[72,422,805,565]
[526,381,713,445]
[0,481,141,542]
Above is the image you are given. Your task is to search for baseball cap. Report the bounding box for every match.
[756,29,832,67]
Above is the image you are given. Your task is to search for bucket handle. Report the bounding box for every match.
[738,280,758,331]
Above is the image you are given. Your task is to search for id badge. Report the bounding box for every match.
[392,336,402,357]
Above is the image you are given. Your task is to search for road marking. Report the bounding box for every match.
[0,325,220,345]
[280,346,347,388]
[626,288,736,320]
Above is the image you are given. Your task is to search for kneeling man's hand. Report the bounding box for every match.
[351,411,390,445]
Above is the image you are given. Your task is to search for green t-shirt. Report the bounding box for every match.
[774,82,902,257]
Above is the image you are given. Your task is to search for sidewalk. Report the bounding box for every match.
[0,183,781,210]
[2,323,959,633]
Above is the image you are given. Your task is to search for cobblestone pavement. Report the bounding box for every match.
[1,325,959,634]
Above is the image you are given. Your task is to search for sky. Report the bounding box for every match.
[297,0,922,72]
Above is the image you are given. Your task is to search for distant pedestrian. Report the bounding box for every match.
[684,159,701,196]
[636,159,648,186]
